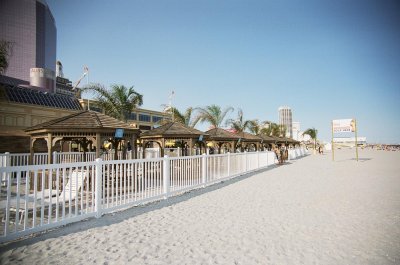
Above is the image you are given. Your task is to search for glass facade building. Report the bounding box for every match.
[0,0,56,83]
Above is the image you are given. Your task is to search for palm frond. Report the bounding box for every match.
[83,83,143,122]
[197,105,233,129]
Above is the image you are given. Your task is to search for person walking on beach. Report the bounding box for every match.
[279,146,285,164]
[274,146,280,164]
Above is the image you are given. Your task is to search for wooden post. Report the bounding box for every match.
[354,119,359,162]
[29,137,34,165]
[189,138,193,156]
[96,133,101,158]
[132,134,137,159]
[47,133,53,164]
[331,120,335,161]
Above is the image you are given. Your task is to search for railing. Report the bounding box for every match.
[0,153,49,168]
[0,149,162,167]
[0,148,308,242]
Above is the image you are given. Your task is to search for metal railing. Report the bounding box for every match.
[0,148,308,242]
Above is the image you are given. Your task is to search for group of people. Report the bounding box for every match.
[274,146,289,165]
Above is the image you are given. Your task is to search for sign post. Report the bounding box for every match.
[331,120,335,161]
[332,118,358,162]
[354,119,359,161]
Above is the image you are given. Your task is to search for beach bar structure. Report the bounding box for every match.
[259,134,277,150]
[234,131,266,152]
[205,128,241,153]
[140,122,209,157]
[24,111,141,164]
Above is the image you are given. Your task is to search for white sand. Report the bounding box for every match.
[1,149,399,265]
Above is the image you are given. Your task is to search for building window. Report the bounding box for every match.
[129,113,137,120]
[152,116,163,123]
[139,114,151,122]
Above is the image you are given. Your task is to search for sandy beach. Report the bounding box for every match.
[0,148,399,264]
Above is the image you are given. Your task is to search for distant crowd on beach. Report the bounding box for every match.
[367,145,400,151]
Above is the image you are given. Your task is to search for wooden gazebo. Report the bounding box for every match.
[205,128,241,153]
[140,122,209,157]
[259,134,277,150]
[265,135,299,148]
[235,131,264,152]
[25,111,140,163]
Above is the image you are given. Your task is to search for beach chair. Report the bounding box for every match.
[1,170,87,224]
[25,189,59,200]
[46,170,86,203]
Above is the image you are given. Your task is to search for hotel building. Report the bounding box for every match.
[278,106,293,138]
[0,0,57,92]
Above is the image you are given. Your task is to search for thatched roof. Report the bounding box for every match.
[140,122,207,139]
[205,128,241,141]
[25,111,139,134]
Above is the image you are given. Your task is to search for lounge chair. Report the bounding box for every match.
[1,170,87,224]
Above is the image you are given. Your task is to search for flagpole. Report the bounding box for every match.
[169,90,174,122]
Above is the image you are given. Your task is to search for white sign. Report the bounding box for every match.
[332,119,355,133]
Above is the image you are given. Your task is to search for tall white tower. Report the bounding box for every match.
[278,106,293,138]
[56,61,64,78]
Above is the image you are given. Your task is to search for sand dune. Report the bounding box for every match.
[1,149,399,264]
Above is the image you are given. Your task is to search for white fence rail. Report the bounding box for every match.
[0,153,50,168]
[0,148,308,242]
[0,149,164,168]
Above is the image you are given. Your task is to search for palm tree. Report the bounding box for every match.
[162,106,200,128]
[260,122,281,137]
[226,109,251,134]
[196,105,234,129]
[83,83,143,122]
[303,128,318,151]
[83,84,143,160]
[0,40,13,75]
[248,119,269,135]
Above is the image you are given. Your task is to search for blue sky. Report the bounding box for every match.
[47,0,400,144]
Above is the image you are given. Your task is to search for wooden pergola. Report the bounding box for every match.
[24,111,140,164]
[259,134,277,150]
[140,122,209,157]
[266,135,300,147]
[205,128,241,153]
[235,131,264,152]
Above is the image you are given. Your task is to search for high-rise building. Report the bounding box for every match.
[0,0,56,92]
[292,121,300,141]
[278,106,293,138]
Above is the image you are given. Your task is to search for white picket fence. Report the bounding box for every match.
[0,148,308,243]
[0,148,163,168]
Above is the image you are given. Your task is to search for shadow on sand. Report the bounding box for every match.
[351,158,372,162]
[335,157,372,162]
